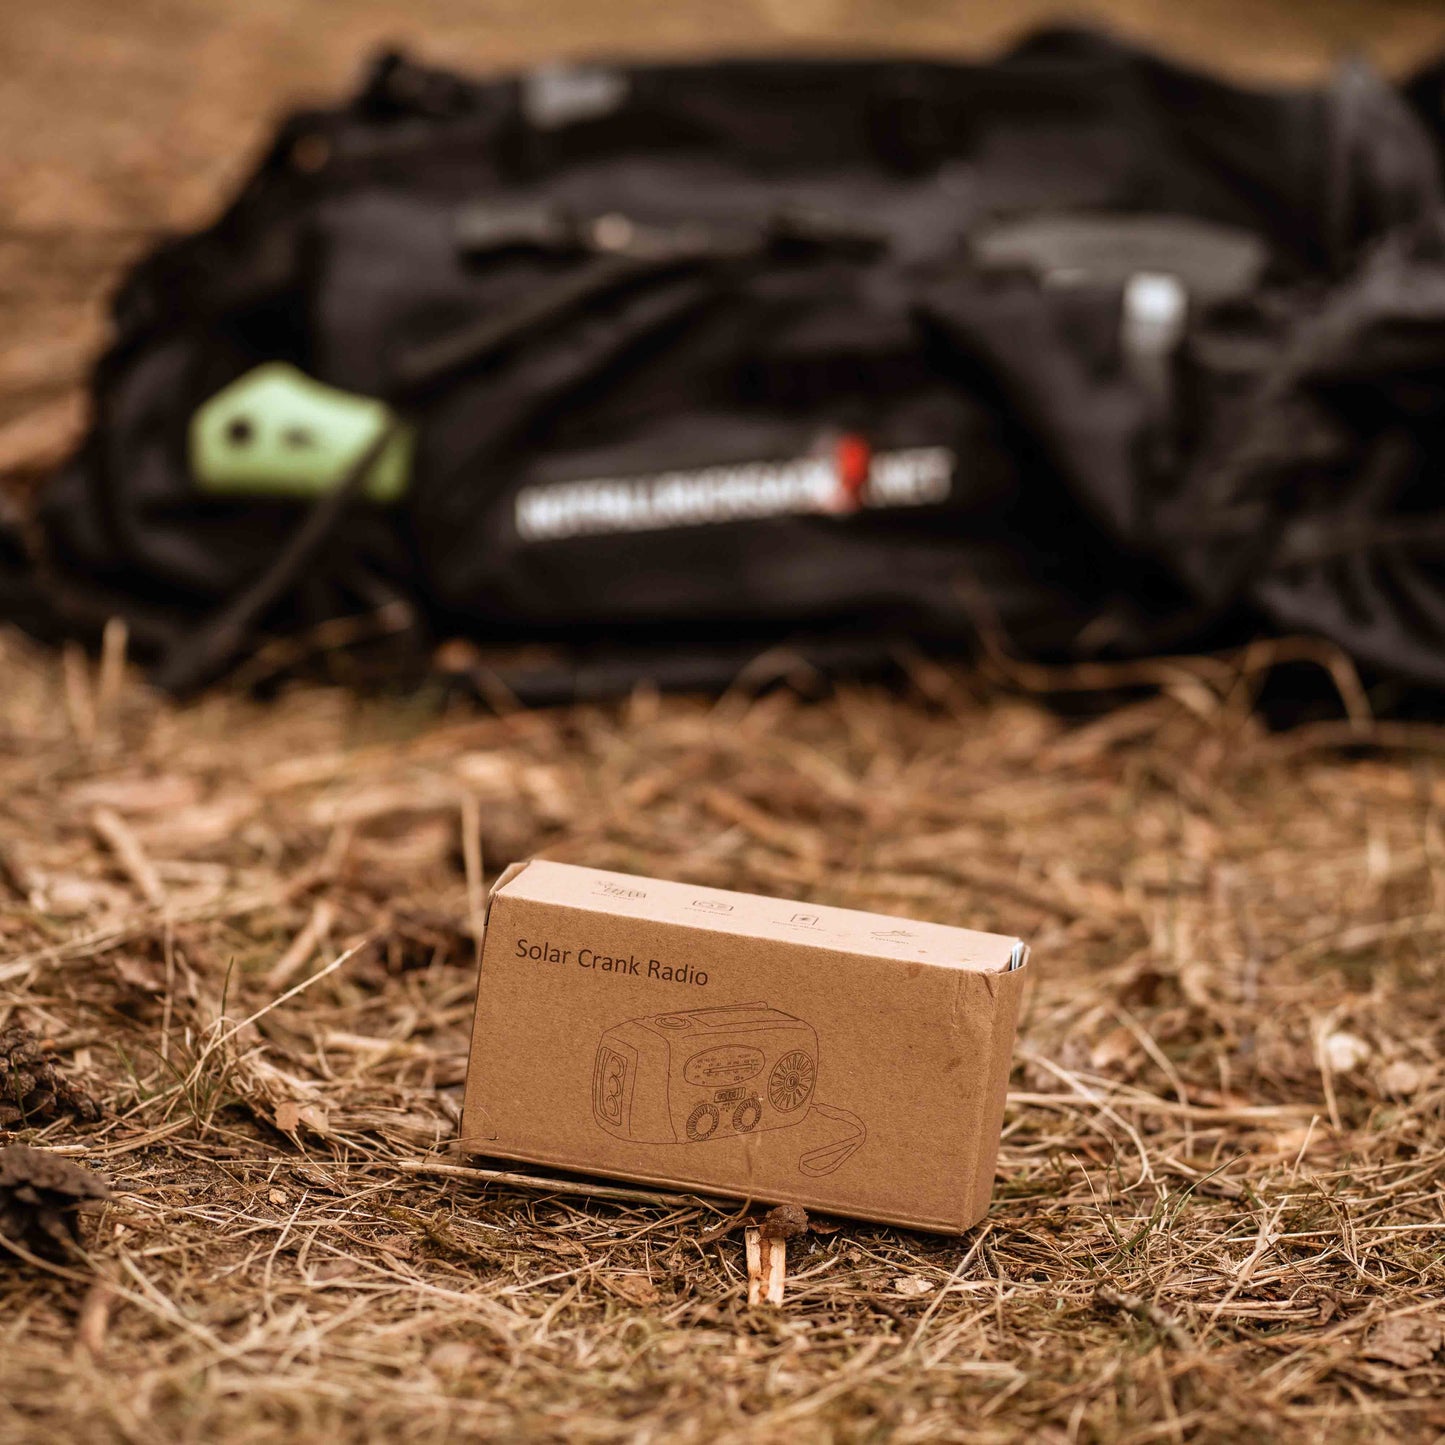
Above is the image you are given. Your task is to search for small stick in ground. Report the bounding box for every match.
[745,1226,764,1306]
[748,1205,808,1306]
[96,618,128,731]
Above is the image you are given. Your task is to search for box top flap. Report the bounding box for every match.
[496,860,1024,974]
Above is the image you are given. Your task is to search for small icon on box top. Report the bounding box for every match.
[690,899,733,913]
[870,928,915,940]
[788,913,820,928]
[594,881,646,900]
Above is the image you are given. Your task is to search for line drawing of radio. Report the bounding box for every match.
[592,1002,866,1174]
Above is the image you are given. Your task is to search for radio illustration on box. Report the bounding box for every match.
[592,1002,866,1174]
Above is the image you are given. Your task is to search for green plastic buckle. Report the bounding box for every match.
[189,362,413,504]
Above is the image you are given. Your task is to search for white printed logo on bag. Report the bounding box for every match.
[513,434,954,542]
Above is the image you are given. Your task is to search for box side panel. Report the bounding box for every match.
[963,962,1029,1228]
[460,888,531,1153]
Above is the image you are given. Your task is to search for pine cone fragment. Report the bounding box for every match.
[0,1144,112,1259]
[759,1203,809,1242]
[0,1024,101,1128]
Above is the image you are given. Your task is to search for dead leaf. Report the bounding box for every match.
[268,1188,288,1207]
[1378,1059,1427,1098]
[311,1259,357,1284]
[519,766,572,825]
[40,875,128,919]
[893,1276,935,1298]
[604,1273,661,1306]
[274,1101,331,1137]
[428,1341,476,1374]
[1089,1024,1139,1074]
[452,752,514,791]
[132,796,258,851]
[1264,1124,1327,1161]
[113,956,164,993]
[1323,1031,1371,1074]
[1362,1314,1445,1369]
[297,1103,330,1135]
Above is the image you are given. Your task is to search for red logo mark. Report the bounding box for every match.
[832,434,872,512]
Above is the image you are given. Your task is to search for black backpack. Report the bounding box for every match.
[12,28,1445,700]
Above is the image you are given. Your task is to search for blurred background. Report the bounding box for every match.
[4,0,1445,482]
[7,0,1445,234]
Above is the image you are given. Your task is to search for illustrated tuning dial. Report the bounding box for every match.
[768,1050,816,1113]
[685,1103,720,1140]
[732,1097,762,1132]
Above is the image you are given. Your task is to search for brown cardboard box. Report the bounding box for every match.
[460,861,1029,1233]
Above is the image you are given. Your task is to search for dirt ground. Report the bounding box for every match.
[5,2,1445,1442]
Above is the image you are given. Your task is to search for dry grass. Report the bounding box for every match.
[2,632,1444,1442]
[4,3,1445,1439]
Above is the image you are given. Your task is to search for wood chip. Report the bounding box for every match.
[745,1224,789,1306]
[96,618,129,728]
[894,1275,935,1297]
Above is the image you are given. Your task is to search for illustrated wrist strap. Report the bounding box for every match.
[799,1102,867,1176]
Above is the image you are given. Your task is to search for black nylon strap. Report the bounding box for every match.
[153,419,402,696]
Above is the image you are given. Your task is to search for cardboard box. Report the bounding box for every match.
[461,861,1029,1233]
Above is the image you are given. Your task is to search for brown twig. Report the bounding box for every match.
[396,1160,731,1211]
[90,806,166,907]
[262,899,337,992]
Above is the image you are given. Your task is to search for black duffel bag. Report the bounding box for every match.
[12,27,1445,700]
